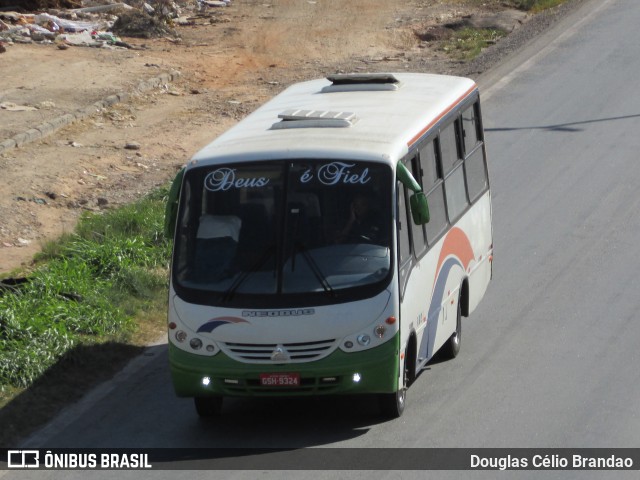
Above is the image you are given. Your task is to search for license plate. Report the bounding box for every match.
[259,373,300,387]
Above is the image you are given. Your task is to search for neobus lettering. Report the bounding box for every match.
[300,162,371,186]
[242,309,315,317]
[205,168,270,191]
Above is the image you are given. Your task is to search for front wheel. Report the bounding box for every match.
[378,349,407,419]
[194,396,223,417]
[441,291,462,359]
[378,385,406,419]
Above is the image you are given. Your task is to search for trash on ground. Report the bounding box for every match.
[111,9,176,38]
[0,102,38,111]
[0,0,231,45]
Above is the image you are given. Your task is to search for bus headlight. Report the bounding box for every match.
[175,330,187,343]
[357,334,371,346]
[190,338,203,350]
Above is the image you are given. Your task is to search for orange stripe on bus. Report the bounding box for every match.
[407,84,477,148]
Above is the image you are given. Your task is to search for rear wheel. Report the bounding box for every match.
[194,396,223,417]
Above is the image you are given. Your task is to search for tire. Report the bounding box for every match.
[194,396,223,417]
[441,291,462,359]
[378,347,408,419]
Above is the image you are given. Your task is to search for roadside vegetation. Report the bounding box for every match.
[435,0,569,60]
[0,187,171,444]
[442,27,507,60]
[507,0,568,13]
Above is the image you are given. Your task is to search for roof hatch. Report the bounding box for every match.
[321,73,401,93]
[271,109,358,130]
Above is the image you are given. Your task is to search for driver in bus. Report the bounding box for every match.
[336,193,383,244]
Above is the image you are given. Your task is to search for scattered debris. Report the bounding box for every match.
[72,3,134,14]
[111,9,177,39]
[17,1,82,10]
[0,0,228,46]
[199,0,230,7]
[0,102,38,111]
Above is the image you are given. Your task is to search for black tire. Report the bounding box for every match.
[441,291,462,359]
[378,385,406,419]
[378,348,408,419]
[194,396,223,417]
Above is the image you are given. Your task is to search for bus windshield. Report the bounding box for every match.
[172,160,392,307]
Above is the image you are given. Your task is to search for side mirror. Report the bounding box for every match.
[410,192,430,225]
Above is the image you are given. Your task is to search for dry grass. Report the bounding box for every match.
[240,0,401,63]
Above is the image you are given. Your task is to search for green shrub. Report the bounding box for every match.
[0,188,170,389]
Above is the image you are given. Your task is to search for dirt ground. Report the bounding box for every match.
[0,0,580,274]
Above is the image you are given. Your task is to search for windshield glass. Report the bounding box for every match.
[173,160,392,307]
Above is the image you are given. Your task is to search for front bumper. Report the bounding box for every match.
[169,332,399,397]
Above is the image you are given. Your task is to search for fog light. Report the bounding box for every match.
[206,344,215,352]
[175,330,187,343]
[352,373,361,383]
[357,334,371,346]
[374,325,386,338]
[344,341,354,349]
[202,376,211,386]
[190,338,203,350]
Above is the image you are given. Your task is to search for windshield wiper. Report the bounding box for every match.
[223,245,275,302]
[293,242,335,296]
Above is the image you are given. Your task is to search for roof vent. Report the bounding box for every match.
[271,109,358,130]
[322,73,401,92]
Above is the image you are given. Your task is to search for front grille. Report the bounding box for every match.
[221,338,337,363]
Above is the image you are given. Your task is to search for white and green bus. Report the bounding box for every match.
[165,72,493,418]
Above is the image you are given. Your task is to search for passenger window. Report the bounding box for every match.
[445,163,469,222]
[410,157,427,257]
[464,147,488,202]
[439,122,461,175]
[462,103,480,155]
[425,183,447,244]
[419,140,440,188]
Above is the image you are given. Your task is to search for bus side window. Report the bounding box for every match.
[420,139,447,245]
[409,156,427,257]
[461,102,481,155]
[441,120,469,222]
[463,101,489,202]
[464,146,489,202]
[439,121,461,175]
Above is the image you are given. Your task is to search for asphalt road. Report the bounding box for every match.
[5,0,640,478]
